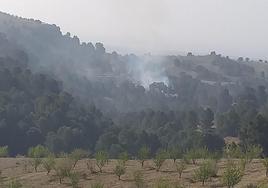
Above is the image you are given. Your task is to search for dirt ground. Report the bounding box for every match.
[0,158,267,188]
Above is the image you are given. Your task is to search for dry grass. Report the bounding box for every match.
[0,158,267,188]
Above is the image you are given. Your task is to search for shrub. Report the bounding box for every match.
[168,147,182,163]
[176,160,186,178]
[194,160,217,185]
[138,146,150,167]
[118,151,129,165]
[69,172,80,188]
[224,143,243,159]
[28,145,50,172]
[244,145,263,163]
[31,157,42,172]
[42,155,55,175]
[91,182,104,188]
[184,147,208,165]
[28,145,49,158]
[114,163,126,180]
[95,151,108,173]
[209,151,222,163]
[0,146,9,157]
[222,161,243,188]
[154,150,167,172]
[54,158,74,184]
[69,149,89,168]
[133,170,145,188]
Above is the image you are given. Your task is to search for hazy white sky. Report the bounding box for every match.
[0,0,268,59]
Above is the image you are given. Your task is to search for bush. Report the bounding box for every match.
[28,145,50,172]
[0,146,9,157]
[114,163,126,180]
[69,149,90,168]
[209,151,222,163]
[168,147,182,163]
[138,146,150,167]
[54,158,74,184]
[176,160,186,178]
[42,155,55,175]
[95,151,108,173]
[222,161,243,188]
[244,145,263,163]
[194,160,217,185]
[224,143,243,159]
[154,150,167,172]
[133,170,145,188]
[30,157,42,172]
[118,151,129,165]
[90,182,104,188]
[28,145,49,158]
[184,147,209,165]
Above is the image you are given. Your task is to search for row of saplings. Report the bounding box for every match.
[1,144,268,188]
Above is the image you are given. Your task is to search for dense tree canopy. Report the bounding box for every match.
[1,12,268,156]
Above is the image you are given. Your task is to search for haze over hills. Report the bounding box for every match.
[1,11,268,157]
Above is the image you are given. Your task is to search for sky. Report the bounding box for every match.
[0,0,268,59]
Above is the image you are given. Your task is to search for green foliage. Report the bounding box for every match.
[244,144,263,163]
[28,145,49,158]
[222,160,243,188]
[30,157,42,172]
[95,151,108,173]
[54,158,74,184]
[42,155,55,175]
[0,146,9,157]
[133,171,145,188]
[68,172,80,188]
[194,160,217,185]
[69,149,90,168]
[175,160,187,178]
[118,151,129,165]
[138,146,150,167]
[168,147,182,163]
[208,151,222,162]
[224,143,243,159]
[28,145,49,172]
[90,182,104,188]
[114,163,126,180]
[184,147,209,165]
[154,150,168,172]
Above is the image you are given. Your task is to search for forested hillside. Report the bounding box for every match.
[1,11,268,157]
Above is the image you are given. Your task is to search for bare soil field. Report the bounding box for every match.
[0,158,267,188]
